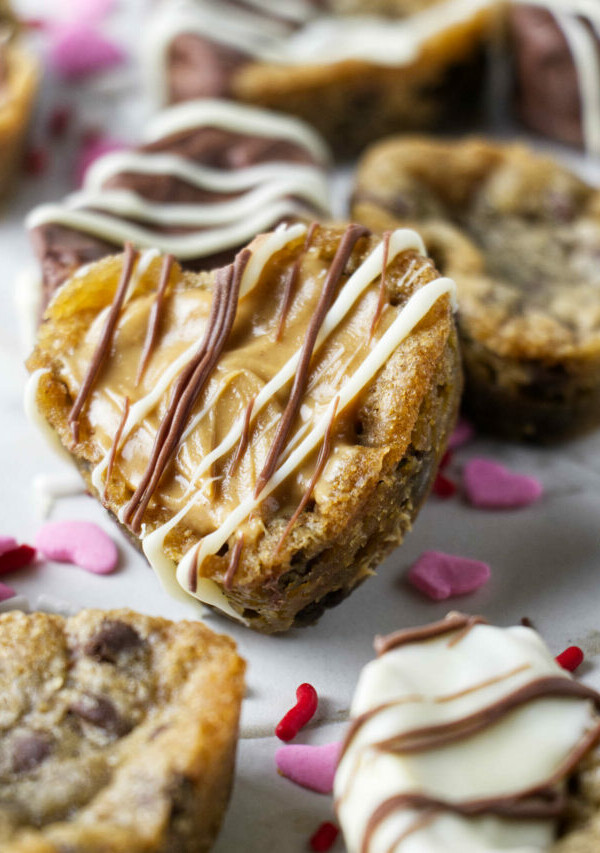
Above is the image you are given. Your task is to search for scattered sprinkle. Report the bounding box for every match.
[23,147,49,177]
[463,458,543,509]
[440,449,453,469]
[48,23,125,81]
[0,582,16,602]
[76,133,126,185]
[556,646,584,672]
[34,521,118,575]
[448,419,474,450]
[276,741,341,794]
[408,550,491,601]
[309,821,339,851]
[0,537,18,556]
[433,472,457,499]
[276,683,319,741]
[48,105,72,138]
[0,545,36,575]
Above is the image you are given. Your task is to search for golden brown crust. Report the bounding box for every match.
[353,136,600,441]
[27,226,460,632]
[0,609,245,853]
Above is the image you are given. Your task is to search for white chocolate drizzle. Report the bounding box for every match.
[28,226,454,622]
[335,616,600,852]
[145,0,497,102]
[26,99,331,263]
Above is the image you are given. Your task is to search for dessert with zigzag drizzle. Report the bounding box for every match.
[26,223,460,632]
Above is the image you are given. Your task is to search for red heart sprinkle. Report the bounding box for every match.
[556,646,584,672]
[309,821,339,851]
[433,472,457,498]
[0,545,36,575]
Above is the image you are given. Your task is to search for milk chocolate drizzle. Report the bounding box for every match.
[104,396,130,501]
[136,253,174,386]
[274,394,339,555]
[68,243,138,443]
[123,247,251,532]
[339,614,600,853]
[275,221,318,342]
[224,535,244,590]
[254,224,369,498]
[374,613,487,656]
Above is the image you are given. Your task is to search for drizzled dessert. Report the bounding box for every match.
[27,98,330,309]
[0,1,38,197]
[144,0,499,156]
[26,223,460,633]
[511,0,600,156]
[335,613,600,853]
[353,136,600,441]
[0,608,245,852]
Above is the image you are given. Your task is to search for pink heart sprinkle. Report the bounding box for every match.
[276,741,342,794]
[0,537,18,557]
[448,419,475,450]
[35,521,118,574]
[0,582,16,602]
[408,550,491,601]
[49,23,125,80]
[463,458,543,509]
[76,134,127,186]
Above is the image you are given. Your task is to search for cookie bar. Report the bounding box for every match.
[335,613,600,853]
[26,223,460,633]
[0,608,245,852]
[353,136,600,441]
[144,0,501,157]
[510,1,600,156]
[0,4,38,198]
[27,98,330,308]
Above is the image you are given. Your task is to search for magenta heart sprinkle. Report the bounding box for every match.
[463,458,543,509]
[276,741,342,794]
[408,550,491,601]
[35,521,118,574]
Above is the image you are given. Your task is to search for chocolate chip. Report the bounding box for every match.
[12,732,53,773]
[84,620,143,663]
[69,694,132,737]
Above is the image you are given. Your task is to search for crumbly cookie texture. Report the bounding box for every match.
[335,613,600,853]
[26,224,460,633]
[0,608,245,853]
[353,136,600,441]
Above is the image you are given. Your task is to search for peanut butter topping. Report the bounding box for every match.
[33,224,454,615]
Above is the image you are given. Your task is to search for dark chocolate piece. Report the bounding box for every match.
[84,619,143,663]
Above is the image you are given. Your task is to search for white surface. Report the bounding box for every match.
[3,1,600,850]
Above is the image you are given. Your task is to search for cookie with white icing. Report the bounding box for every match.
[26,223,460,633]
[144,0,501,157]
[27,98,331,309]
[335,613,600,853]
[353,136,600,442]
[510,0,600,156]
